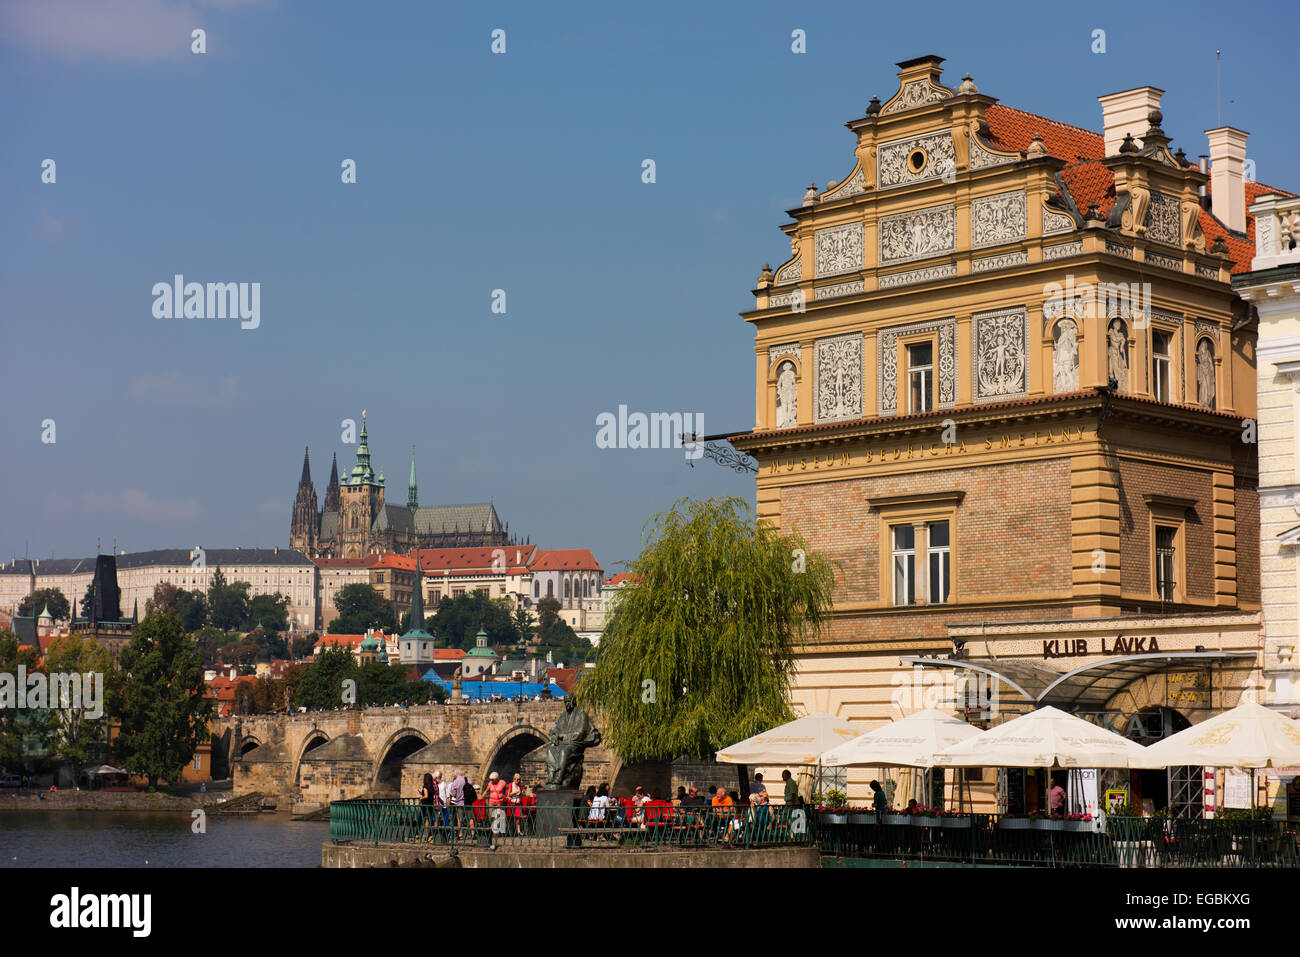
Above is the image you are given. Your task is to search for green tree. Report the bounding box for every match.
[576,497,835,765]
[294,644,359,710]
[248,593,290,633]
[43,633,118,783]
[17,587,71,621]
[115,614,213,789]
[80,580,95,619]
[144,582,179,618]
[428,593,515,650]
[173,589,207,632]
[538,616,594,664]
[290,635,317,659]
[328,584,396,634]
[512,606,535,646]
[207,568,250,631]
[0,631,55,772]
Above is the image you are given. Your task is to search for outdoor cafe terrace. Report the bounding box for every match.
[327,799,1300,867]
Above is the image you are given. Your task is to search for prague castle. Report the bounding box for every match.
[290,413,514,558]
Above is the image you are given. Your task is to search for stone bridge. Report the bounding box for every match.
[211,702,630,807]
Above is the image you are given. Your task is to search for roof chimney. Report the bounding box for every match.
[1098,86,1164,156]
[1206,126,1249,234]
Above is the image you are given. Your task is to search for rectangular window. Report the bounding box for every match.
[927,521,950,604]
[892,525,916,606]
[1152,331,1171,402]
[1155,526,1176,600]
[908,342,933,413]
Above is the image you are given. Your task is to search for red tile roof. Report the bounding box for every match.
[413,545,536,573]
[983,103,1295,274]
[604,573,639,587]
[546,666,585,694]
[369,554,415,570]
[531,549,603,572]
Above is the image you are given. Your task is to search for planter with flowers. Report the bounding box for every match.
[940,808,972,828]
[881,807,912,826]
[910,805,942,827]
[1062,812,1096,832]
[814,790,848,825]
[1030,810,1064,831]
[845,806,875,825]
[998,814,1031,830]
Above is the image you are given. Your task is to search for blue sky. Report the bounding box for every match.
[3,0,1296,573]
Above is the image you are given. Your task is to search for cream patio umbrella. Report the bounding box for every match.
[822,709,985,809]
[1132,701,1300,769]
[716,711,861,799]
[932,706,1151,769]
[822,709,983,767]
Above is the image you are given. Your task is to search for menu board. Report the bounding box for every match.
[1005,768,1026,815]
[1223,771,1251,809]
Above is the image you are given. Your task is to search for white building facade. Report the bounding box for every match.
[1239,192,1300,712]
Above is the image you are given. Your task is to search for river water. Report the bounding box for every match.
[0,811,330,867]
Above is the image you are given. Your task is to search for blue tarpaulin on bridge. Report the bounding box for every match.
[420,673,567,701]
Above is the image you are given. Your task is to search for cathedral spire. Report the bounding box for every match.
[324,452,341,513]
[299,447,312,487]
[408,446,418,510]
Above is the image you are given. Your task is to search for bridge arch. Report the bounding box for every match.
[481,724,549,786]
[371,728,432,796]
[291,729,331,790]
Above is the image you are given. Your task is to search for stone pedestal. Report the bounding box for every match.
[535,788,582,843]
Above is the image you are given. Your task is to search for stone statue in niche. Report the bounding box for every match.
[1107,319,1129,393]
[1196,339,1216,409]
[1052,319,1079,393]
[775,361,798,428]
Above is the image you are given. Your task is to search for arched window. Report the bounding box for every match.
[533,580,539,598]
[546,580,553,598]
[564,578,571,599]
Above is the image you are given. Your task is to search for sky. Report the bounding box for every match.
[2,0,1297,574]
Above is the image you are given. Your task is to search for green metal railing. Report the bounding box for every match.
[329,798,815,850]
[815,812,1300,867]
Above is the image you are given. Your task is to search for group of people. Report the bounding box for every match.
[417,770,538,838]
[413,768,804,843]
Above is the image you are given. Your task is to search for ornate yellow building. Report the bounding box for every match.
[729,56,1292,815]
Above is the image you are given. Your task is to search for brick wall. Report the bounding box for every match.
[780,458,1072,606]
[1236,478,1261,607]
[1114,459,1213,601]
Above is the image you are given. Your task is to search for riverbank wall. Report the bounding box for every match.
[0,790,240,813]
[322,841,819,868]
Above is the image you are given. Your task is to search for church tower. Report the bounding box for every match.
[290,447,319,554]
[338,411,385,558]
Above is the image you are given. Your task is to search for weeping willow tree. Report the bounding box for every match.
[577,496,836,765]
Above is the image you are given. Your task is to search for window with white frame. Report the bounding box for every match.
[907,342,933,413]
[1152,330,1172,402]
[927,521,950,604]
[892,525,916,606]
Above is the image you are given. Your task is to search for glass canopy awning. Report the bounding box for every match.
[898,651,1256,710]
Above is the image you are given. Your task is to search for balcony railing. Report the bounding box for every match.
[817,812,1300,868]
[329,798,813,851]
